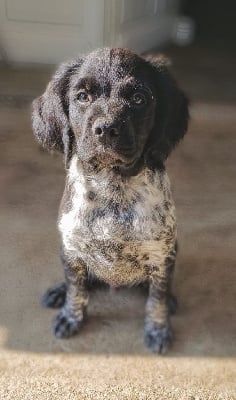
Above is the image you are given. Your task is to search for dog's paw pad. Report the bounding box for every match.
[41,283,66,308]
[144,325,173,354]
[53,311,81,339]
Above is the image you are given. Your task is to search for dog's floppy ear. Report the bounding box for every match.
[144,55,189,167]
[32,58,83,164]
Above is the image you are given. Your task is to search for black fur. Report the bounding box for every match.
[32,48,189,354]
[32,48,188,173]
[32,59,83,165]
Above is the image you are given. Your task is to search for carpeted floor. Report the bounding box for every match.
[0,46,235,399]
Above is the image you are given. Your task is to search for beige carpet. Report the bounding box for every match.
[0,48,236,399]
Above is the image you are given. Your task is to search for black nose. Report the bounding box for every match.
[93,120,119,139]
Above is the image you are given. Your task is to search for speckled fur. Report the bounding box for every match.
[32,48,189,353]
[59,155,176,287]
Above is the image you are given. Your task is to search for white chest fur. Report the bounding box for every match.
[58,156,176,285]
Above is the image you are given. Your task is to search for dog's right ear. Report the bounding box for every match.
[32,58,83,155]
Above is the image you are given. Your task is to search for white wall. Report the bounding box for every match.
[0,0,180,64]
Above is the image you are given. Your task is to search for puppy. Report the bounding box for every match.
[32,48,189,354]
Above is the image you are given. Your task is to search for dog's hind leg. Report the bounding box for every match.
[41,275,107,309]
[168,293,178,315]
[41,282,67,308]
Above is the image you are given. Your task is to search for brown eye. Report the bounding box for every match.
[131,92,146,106]
[77,90,91,103]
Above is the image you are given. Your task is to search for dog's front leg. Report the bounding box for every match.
[53,255,89,339]
[144,263,173,354]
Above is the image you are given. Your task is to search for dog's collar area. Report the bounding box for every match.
[113,157,143,177]
[75,154,143,178]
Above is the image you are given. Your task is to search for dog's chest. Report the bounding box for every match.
[59,158,176,285]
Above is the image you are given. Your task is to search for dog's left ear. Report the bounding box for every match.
[144,56,189,167]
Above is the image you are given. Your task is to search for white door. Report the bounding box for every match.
[0,0,179,63]
[0,0,106,63]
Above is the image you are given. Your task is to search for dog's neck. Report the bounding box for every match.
[69,153,140,182]
[69,154,145,182]
[67,154,163,204]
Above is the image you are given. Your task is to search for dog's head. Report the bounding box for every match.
[32,48,189,174]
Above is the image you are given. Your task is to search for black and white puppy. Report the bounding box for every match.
[32,48,189,354]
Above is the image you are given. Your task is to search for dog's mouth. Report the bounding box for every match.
[86,150,142,177]
[96,146,138,166]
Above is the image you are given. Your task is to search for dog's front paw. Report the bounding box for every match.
[53,309,82,339]
[144,323,173,354]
